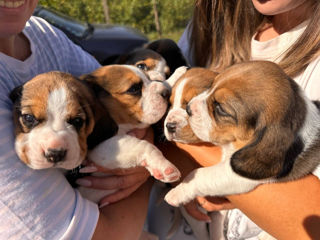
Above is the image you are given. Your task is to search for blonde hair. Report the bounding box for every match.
[190,0,320,77]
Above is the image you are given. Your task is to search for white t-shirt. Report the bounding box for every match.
[178,21,320,240]
[0,16,100,239]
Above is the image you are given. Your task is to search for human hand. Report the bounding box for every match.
[77,163,150,207]
[184,196,235,222]
[76,127,154,206]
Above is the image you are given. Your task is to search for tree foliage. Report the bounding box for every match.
[39,0,193,36]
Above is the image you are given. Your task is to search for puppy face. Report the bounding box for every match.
[81,65,170,128]
[187,61,306,179]
[117,48,170,81]
[164,68,218,143]
[10,72,98,170]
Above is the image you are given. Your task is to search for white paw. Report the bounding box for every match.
[166,66,188,87]
[164,185,190,207]
[142,158,181,183]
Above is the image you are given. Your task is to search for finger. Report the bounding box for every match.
[76,172,149,190]
[99,182,142,206]
[196,196,234,211]
[143,127,154,143]
[82,162,149,175]
[127,128,148,139]
[184,201,211,222]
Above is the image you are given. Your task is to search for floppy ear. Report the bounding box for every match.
[80,74,111,97]
[145,38,189,74]
[87,103,118,149]
[230,125,304,180]
[9,85,23,103]
[114,53,130,64]
[79,75,118,149]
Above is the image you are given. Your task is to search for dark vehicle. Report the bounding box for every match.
[33,6,148,65]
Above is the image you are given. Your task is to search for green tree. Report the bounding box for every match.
[38,0,193,41]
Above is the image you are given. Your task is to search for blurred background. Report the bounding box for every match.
[35,0,193,65]
[38,0,194,42]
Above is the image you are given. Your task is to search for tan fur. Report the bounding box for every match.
[167,68,218,143]
[12,72,100,167]
[206,61,307,179]
[82,66,145,125]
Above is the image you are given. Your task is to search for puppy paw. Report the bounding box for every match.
[164,186,189,207]
[142,158,181,183]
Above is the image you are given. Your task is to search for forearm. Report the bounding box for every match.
[92,178,153,240]
[173,142,320,239]
[227,174,320,240]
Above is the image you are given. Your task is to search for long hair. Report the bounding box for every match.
[190,0,320,77]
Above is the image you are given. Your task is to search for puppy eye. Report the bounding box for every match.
[214,101,229,117]
[136,63,148,71]
[21,114,39,129]
[126,82,142,96]
[68,117,84,131]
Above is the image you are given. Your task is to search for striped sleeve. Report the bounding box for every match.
[0,98,99,239]
[0,17,102,239]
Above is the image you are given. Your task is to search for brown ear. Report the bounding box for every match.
[10,85,23,103]
[87,102,118,149]
[230,125,304,180]
[79,75,118,149]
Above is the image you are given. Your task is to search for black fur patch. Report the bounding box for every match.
[277,136,304,178]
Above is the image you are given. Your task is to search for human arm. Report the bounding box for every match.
[175,142,320,240]
[92,177,153,240]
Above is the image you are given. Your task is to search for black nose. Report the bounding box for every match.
[45,148,67,163]
[160,88,170,100]
[186,105,192,116]
[166,122,177,133]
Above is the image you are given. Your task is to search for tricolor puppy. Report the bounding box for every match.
[116,38,188,81]
[79,64,181,202]
[164,61,320,206]
[10,71,116,170]
[116,48,170,81]
[165,68,218,143]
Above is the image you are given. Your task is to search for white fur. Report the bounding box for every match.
[188,90,213,143]
[300,93,320,149]
[165,82,320,207]
[164,77,188,142]
[147,58,168,81]
[141,80,169,124]
[124,65,170,124]
[79,66,182,202]
[81,133,181,203]
[166,66,188,87]
[18,87,82,170]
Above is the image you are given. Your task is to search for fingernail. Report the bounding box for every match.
[205,218,211,223]
[79,166,97,173]
[76,179,92,187]
[99,202,110,208]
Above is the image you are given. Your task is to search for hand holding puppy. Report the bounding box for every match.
[78,127,154,206]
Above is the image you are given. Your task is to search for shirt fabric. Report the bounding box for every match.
[0,16,100,240]
[176,20,320,240]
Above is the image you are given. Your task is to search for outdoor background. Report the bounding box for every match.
[38,0,194,42]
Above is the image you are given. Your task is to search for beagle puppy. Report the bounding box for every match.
[10,71,116,170]
[116,38,188,81]
[164,61,320,206]
[165,67,219,144]
[79,64,181,202]
[116,48,170,81]
[10,66,181,203]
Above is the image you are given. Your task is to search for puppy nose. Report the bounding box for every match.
[45,148,67,163]
[166,122,177,133]
[186,105,192,116]
[160,88,170,100]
